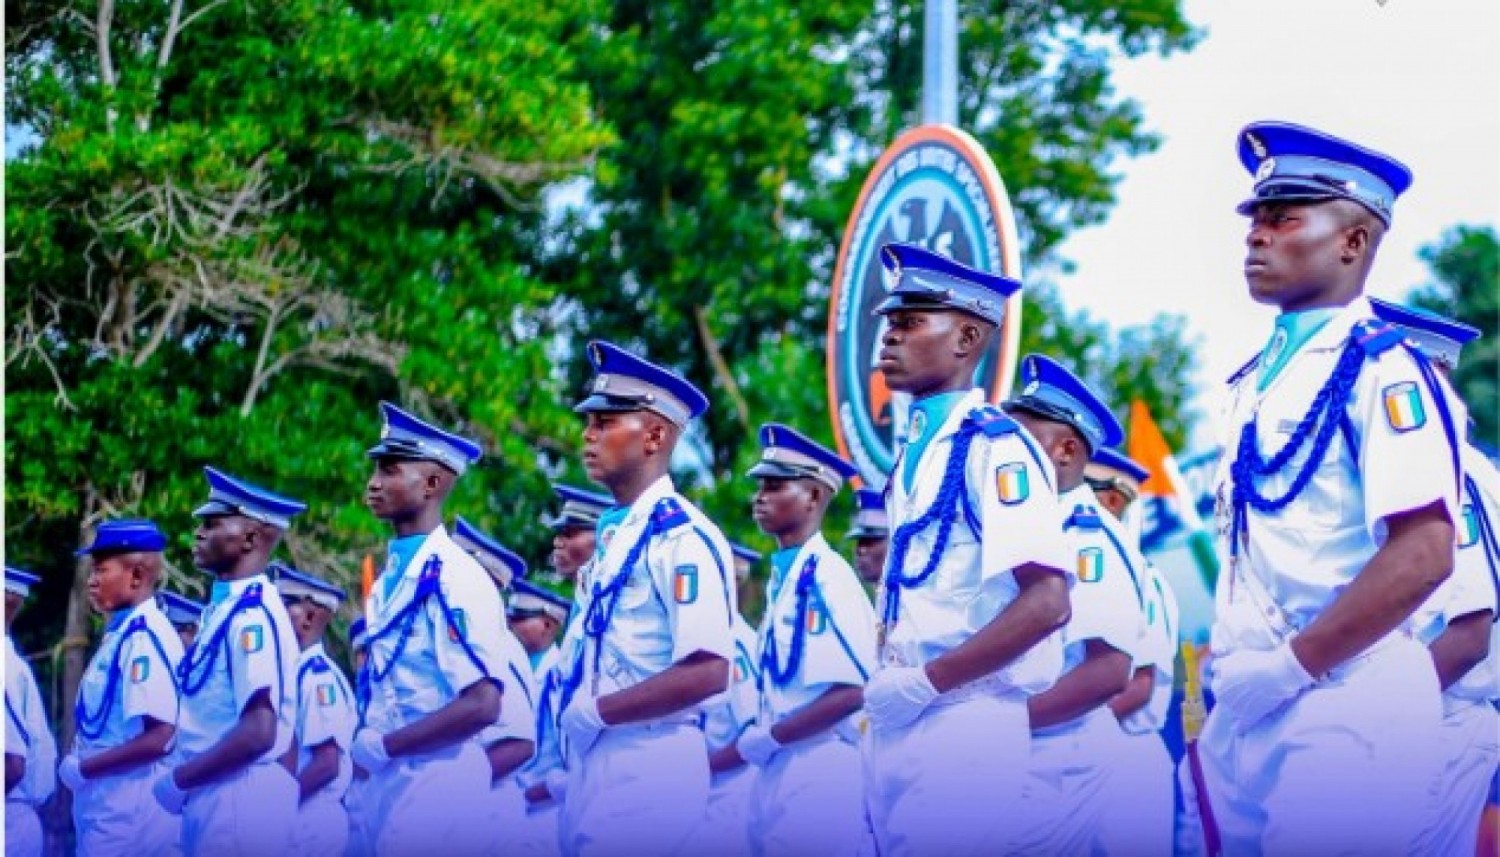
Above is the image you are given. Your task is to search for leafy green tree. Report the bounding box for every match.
[1408,225,1499,447]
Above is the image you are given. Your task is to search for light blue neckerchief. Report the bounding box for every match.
[767,546,801,604]
[592,506,630,563]
[1257,308,1338,392]
[901,390,968,492]
[209,580,234,606]
[528,649,545,671]
[382,533,429,601]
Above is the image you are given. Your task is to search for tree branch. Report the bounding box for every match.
[691,304,749,432]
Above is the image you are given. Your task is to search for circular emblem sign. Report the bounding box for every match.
[826,125,1024,488]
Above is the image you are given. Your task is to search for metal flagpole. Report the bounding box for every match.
[922,0,958,125]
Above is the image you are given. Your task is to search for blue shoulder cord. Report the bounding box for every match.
[356,553,496,722]
[534,669,560,754]
[758,556,820,688]
[75,615,177,741]
[558,508,662,715]
[176,584,287,725]
[882,419,984,632]
[1228,325,1461,561]
[1464,474,1500,622]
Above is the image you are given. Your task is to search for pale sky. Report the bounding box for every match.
[1051,0,1500,448]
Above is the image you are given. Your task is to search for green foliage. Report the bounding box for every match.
[1408,225,1499,447]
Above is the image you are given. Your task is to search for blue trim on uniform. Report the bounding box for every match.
[1463,473,1500,623]
[6,692,30,748]
[691,526,734,626]
[75,614,178,741]
[176,583,287,724]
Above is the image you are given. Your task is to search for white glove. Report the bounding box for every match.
[1210,644,1315,730]
[561,694,608,756]
[58,754,88,792]
[152,770,188,815]
[864,666,940,732]
[543,769,569,802]
[351,729,393,774]
[736,724,783,768]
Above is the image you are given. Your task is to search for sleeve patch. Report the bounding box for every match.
[1458,504,1479,548]
[995,462,1031,505]
[1382,381,1427,432]
[673,565,699,604]
[1077,547,1104,583]
[129,656,150,683]
[316,683,338,707]
[239,625,264,653]
[446,608,468,643]
[804,603,828,635]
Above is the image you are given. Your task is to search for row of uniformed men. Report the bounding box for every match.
[6,118,1499,857]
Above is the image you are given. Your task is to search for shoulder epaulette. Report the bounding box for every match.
[1469,435,1498,462]
[967,405,1019,438]
[651,498,690,532]
[1226,354,1260,385]
[306,655,331,674]
[1062,505,1104,532]
[1352,319,1404,358]
[414,554,444,598]
[241,582,264,606]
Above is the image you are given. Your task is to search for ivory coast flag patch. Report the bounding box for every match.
[995,462,1030,505]
[804,603,828,635]
[1382,381,1427,432]
[734,654,750,682]
[239,625,264,653]
[1077,547,1104,583]
[673,565,699,604]
[447,609,468,643]
[1458,504,1480,548]
[317,683,338,707]
[129,656,150,683]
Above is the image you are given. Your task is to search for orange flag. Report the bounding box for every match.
[1128,399,1177,498]
[361,554,375,602]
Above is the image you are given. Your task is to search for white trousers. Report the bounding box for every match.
[1094,727,1174,857]
[367,743,494,857]
[296,790,350,857]
[342,774,375,857]
[750,735,870,857]
[1016,708,1121,857]
[560,722,708,857]
[5,799,42,857]
[686,765,756,857]
[483,777,529,856]
[865,694,1032,855]
[1197,636,1443,856]
[181,762,297,857]
[1413,698,1500,857]
[517,799,563,857]
[72,761,182,857]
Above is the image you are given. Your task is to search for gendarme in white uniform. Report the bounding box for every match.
[1202,295,1461,853]
[688,614,760,857]
[750,534,877,856]
[72,596,185,857]
[5,628,56,857]
[359,524,510,855]
[559,474,735,857]
[867,388,1071,855]
[1018,486,1147,855]
[174,573,301,855]
[291,643,357,857]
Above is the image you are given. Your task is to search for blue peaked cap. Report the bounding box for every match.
[454,516,526,588]
[1369,298,1480,368]
[574,341,709,427]
[1235,121,1412,227]
[1005,354,1124,454]
[875,244,1021,326]
[349,617,368,649]
[367,401,483,475]
[508,577,571,623]
[159,590,204,625]
[192,467,306,530]
[747,422,859,492]
[76,519,168,557]
[544,484,613,530]
[730,542,762,566]
[271,563,345,609]
[5,567,40,597]
[847,488,890,540]
[1089,447,1151,487]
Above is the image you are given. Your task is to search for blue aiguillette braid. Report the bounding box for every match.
[882,420,983,632]
[356,555,443,718]
[177,583,267,695]
[75,615,176,740]
[1229,322,1399,558]
[759,555,820,688]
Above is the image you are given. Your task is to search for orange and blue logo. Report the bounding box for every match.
[674,565,699,604]
[316,683,338,707]
[734,655,751,683]
[1077,548,1104,583]
[239,625,264,653]
[805,604,828,635]
[129,656,150,683]
[1382,381,1427,432]
[1458,504,1480,549]
[447,609,468,643]
[995,462,1030,505]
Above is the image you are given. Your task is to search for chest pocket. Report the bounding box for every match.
[1258,400,1349,531]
